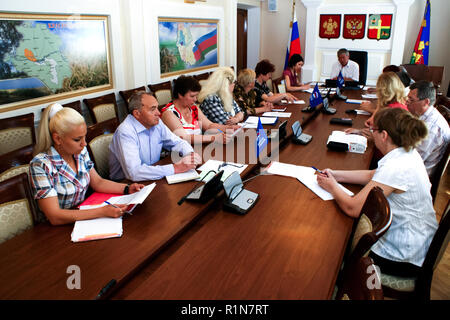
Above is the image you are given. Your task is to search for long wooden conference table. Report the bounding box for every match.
[0,88,373,300]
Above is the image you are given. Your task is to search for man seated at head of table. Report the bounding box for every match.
[330,48,359,82]
[109,91,201,182]
[405,80,450,177]
[254,59,297,107]
[29,103,144,225]
[233,68,274,116]
[198,66,245,125]
[317,107,438,278]
[160,75,238,145]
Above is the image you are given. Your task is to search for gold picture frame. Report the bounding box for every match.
[0,13,113,113]
[158,17,219,78]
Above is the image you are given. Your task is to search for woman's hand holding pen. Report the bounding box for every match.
[316,168,338,193]
[101,203,129,218]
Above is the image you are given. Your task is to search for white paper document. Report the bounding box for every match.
[361,94,377,99]
[280,99,305,104]
[71,217,123,242]
[79,183,156,210]
[266,161,354,201]
[262,112,292,118]
[272,107,287,112]
[346,99,364,104]
[197,159,247,182]
[245,116,278,125]
[166,169,199,184]
[355,109,371,116]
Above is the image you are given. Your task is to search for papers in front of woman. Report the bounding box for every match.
[197,159,247,182]
[166,169,199,184]
[327,131,367,154]
[266,161,354,201]
[280,99,306,104]
[361,93,377,99]
[245,116,278,125]
[71,217,123,242]
[262,112,292,118]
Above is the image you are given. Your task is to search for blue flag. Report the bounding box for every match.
[410,0,430,65]
[256,118,268,158]
[337,71,345,88]
[309,83,323,108]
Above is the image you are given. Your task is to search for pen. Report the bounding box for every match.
[217,128,224,134]
[311,166,324,174]
[95,279,116,300]
[104,201,132,215]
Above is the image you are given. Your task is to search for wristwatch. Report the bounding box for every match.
[123,184,130,195]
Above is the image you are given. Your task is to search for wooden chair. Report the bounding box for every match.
[148,81,173,107]
[336,186,392,299]
[272,76,285,93]
[266,78,273,93]
[435,95,450,124]
[381,200,450,300]
[401,64,445,90]
[119,86,147,112]
[194,72,210,88]
[83,93,120,124]
[0,145,34,183]
[62,100,82,114]
[0,113,36,156]
[0,173,39,244]
[86,118,119,179]
[337,256,384,300]
[430,144,449,204]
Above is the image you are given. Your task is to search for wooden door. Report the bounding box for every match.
[236,8,248,74]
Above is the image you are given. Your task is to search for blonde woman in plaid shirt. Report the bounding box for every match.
[29,104,144,225]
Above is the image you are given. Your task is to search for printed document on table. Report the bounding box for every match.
[197,159,247,182]
[166,169,199,184]
[262,112,292,118]
[71,217,123,242]
[281,99,306,104]
[245,116,278,125]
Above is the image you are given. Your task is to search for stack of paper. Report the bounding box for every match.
[361,94,377,99]
[71,217,123,242]
[245,116,278,125]
[327,131,367,154]
[266,161,354,201]
[280,99,306,104]
[166,169,199,184]
[262,112,292,118]
[346,99,364,104]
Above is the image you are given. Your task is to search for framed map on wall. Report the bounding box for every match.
[158,17,219,78]
[0,13,112,113]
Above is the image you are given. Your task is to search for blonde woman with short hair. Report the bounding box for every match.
[233,68,274,116]
[198,67,244,125]
[30,103,144,225]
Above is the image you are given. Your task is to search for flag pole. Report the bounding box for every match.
[290,0,296,28]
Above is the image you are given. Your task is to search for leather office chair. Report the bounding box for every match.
[86,118,119,179]
[83,93,120,124]
[0,145,34,183]
[336,186,392,298]
[0,113,36,156]
[381,200,450,300]
[429,144,449,204]
[349,50,368,86]
[119,86,147,112]
[337,256,384,300]
[148,81,173,107]
[0,173,39,244]
[401,64,444,90]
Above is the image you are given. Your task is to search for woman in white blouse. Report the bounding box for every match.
[317,107,438,276]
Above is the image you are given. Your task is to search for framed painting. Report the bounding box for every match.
[158,17,219,78]
[0,13,112,113]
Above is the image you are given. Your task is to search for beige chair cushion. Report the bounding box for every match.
[154,89,172,106]
[0,199,34,244]
[93,104,116,123]
[89,134,113,178]
[0,128,33,155]
[380,273,416,292]
[0,165,29,183]
[351,214,373,253]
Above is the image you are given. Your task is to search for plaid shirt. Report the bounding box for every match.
[233,84,258,116]
[29,146,94,209]
[200,94,242,124]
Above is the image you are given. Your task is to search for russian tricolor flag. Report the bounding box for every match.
[284,9,302,70]
[193,29,217,62]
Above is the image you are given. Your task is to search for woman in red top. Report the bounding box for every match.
[282,54,311,92]
[161,75,238,144]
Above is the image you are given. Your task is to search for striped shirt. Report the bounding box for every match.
[29,146,94,209]
[371,147,438,267]
[417,106,450,176]
[200,94,241,125]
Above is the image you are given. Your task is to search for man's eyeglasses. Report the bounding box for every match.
[369,127,379,133]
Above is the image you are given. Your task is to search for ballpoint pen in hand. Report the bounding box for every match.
[311,166,324,175]
[104,201,132,215]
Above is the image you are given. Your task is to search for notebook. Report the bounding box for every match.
[166,169,199,184]
[71,217,123,242]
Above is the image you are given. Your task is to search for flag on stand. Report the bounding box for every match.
[410,0,431,65]
[309,83,323,108]
[337,71,345,88]
[256,118,268,159]
[283,7,302,70]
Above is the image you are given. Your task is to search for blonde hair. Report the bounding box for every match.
[374,108,427,152]
[34,104,85,156]
[198,67,236,112]
[237,69,256,88]
[376,72,406,109]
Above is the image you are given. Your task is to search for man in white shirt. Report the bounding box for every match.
[406,80,450,177]
[330,48,359,82]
